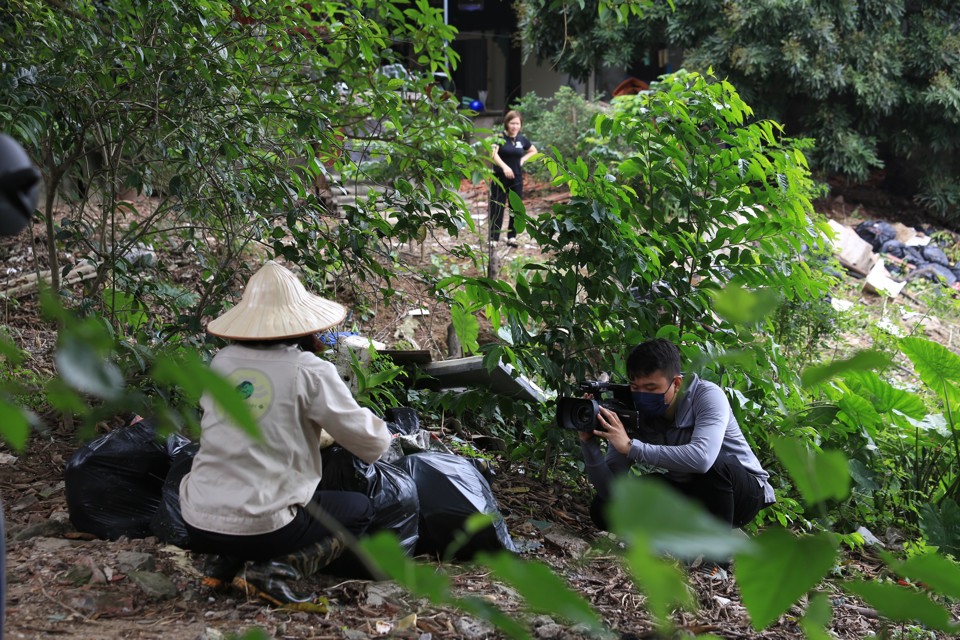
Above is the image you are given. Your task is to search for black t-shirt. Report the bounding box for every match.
[494,133,532,178]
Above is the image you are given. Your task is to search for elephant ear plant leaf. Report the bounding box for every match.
[901,336,960,546]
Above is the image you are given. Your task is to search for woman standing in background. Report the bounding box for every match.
[490,110,537,246]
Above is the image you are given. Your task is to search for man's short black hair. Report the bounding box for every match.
[626,338,682,380]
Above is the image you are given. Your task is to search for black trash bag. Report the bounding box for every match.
[923,245,951,267]
[879,239,906,258]
[908,263,958,286]
[384,406,421,436]
[398,451,517,560]
[903,246,926,265]
[65,419,191,540]
[855,220,897,251]
[150,442,199,548]
[319,446,420,559]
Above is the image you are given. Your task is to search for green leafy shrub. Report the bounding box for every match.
[510,86,614,182]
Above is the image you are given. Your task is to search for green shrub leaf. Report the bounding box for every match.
[359,532,450,601]
[735,528,838,629]
[608,475,753,560]
[885,551,960,599]
[772,437,851,505]
[623,545,692,623]
[919,499,960,558]
[843,580,958,632]
[902,336,960,391]
[800,592,834,640]
[478,551,602,631]
[0,400,31,451]
[55,333,125,401]
[800,350,891,388]
[152,353,263,443]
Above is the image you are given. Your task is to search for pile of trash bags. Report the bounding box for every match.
[855,220,960,287]
[65,409,515,573]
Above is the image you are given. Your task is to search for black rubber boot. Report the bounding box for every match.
[236,561,313,605]
[201,555,244,590]
[235,536,346,605]
[278,535,346,578]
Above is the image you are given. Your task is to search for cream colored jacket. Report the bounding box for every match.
[179,344,391,536]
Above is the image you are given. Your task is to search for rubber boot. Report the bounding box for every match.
[201,555,244,590]
[278,534,346,578]
[235,561,312,605]
[235,535,346,605]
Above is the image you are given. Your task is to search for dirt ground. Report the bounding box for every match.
[1,178,959,639]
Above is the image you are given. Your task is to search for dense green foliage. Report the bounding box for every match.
[0,0,479,433]
[510,86,616,182]
[520,0,960,223]
[4,1,960,636]
[517,0,638,83]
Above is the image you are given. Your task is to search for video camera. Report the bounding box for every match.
[555,380,640,436]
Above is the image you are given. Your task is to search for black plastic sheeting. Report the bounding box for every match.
[66,411,516,568]
[151,442,199,548]
[64,419,192,540]
[855,220,960,286]
[398,451,517,560]
[319,445,420,556]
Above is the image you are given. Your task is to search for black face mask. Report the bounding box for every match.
[632,390,670,417]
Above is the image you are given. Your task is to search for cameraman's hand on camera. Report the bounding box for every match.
[577,393,596,442]
[595,406,632,455]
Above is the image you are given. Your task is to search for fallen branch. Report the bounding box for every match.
[1,262,97,299]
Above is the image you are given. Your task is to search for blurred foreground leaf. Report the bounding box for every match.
[773,437,850,505]
[736,528,838,629]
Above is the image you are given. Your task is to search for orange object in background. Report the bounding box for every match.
[613,77,650,97]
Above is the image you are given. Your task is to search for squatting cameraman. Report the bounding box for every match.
[579,338,775,531]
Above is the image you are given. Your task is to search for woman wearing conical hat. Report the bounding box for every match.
[179,261,392,603]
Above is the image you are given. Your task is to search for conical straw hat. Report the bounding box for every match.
[206,261,346,340]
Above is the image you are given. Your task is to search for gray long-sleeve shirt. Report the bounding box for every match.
[581,374,775,503]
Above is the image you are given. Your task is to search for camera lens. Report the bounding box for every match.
[574,404,594,428]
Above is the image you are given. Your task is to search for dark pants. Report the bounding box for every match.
[489,174,523,241]
[185,489,374,561]
[590,452,767,531]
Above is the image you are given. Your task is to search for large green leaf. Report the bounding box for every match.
[843,580,958,632]
[772,437,851,505]
[359,532,450,601]
[836,392,882,436]
[919,499,960,558]
[623,545,692,624]
[478,551,602,631]
[735,528,838,629]
[884,551,960,599]
[902,336,960,393]
[800,350,890,388]
[451,300,480,356]
[842,370,927,419]
[54,333,125,401]
[360,533,529,639]
[0,400,31,451]
[608,475,753,560]
[800,592,834,640]
[708,283,780,326]
[151,353,263,443]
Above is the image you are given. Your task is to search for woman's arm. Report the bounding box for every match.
[491,144,514,179]
[520,145,538,166]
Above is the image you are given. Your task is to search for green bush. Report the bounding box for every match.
[510,86,615,182]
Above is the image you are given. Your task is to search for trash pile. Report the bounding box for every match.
[828,219,960,297]
[855,220,960,287]
[65,412,516,578]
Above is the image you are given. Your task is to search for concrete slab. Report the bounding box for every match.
[412,355,547,402]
